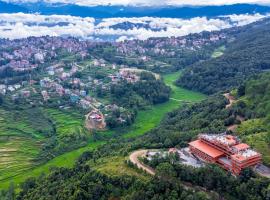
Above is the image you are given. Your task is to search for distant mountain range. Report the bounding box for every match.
[1,2,270,18]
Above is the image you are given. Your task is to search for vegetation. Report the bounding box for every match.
[2,17,270,200]
[234,72,270,164]
[13,162,210,200]
[211,45,225,58]
[177,19,270,94]
[0,71,205,190]
[152,160,270,200]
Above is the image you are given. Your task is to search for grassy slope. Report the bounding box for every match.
[91,155,150,181]
[237,119,270,165]
[123,72,205,138]
[1,141,104,190]
[237,73,270,165]
[211,45,225,58]
[0,108,87,188]
[0,71,205,190]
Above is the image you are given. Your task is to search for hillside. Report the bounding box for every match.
[7,73,270,200]
[177,17,270,94]
[234,72,270,164]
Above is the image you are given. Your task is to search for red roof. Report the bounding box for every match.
[233,143,249,151]
[189,140,224,159]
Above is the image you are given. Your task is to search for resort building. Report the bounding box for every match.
[189,134,262,175]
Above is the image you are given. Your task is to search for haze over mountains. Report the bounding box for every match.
[1,2,270,18]
[0,1,270,40]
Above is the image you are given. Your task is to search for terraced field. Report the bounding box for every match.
[0,109,43,182]
[0,71,205,190]
[45,108,85,136]
[0,136,40,181]
[0,108,85,186]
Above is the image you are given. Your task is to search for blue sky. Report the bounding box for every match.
[2,0,270,6]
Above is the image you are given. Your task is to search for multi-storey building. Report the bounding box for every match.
[189,134,262,175]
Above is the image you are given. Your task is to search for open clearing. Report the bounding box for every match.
[211,45,225,58]
[91,155,150,181]
[0,71,205,190]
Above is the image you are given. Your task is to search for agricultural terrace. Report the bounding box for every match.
[0,71,205,190]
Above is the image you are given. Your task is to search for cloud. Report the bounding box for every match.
[0,13,95,39]
[2,0,270,7]
[0,12,268,40]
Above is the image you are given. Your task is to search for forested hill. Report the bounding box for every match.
[12,75,270,200]
[176,17,270,94]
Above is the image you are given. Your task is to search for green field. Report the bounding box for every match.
[0,71,205,190]
[1,141,104,190]
[0,108,44,184]
[0,107,88,188]
[211,45,225,58]
[45,108,84,136]
[123,72,205,138]
[91,155,150,181]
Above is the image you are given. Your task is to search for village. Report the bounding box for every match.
[0,31,228,131]
[0,46,146,131]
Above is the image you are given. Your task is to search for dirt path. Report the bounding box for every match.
[224,93,244,132]
[224,93,236,109]
[129,150,155,175]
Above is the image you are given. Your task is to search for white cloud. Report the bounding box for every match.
[0,12,268,40]
[0,13,95,39]
[3,0,270,6]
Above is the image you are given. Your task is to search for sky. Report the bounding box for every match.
[2,0,270,6]
[0,0,269,40]
[0,13,268,40]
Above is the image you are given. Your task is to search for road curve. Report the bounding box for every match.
[129,150,155,175]
[129,149,222,199]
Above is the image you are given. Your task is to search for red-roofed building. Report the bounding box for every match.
[189,134,262,175]
[189,140,224,162]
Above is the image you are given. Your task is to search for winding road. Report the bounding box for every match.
[129,149,223,199]
[129,150,155,175]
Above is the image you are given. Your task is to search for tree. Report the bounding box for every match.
[156,162,176,178]
[238,85,246,97]
[7,182,15,200]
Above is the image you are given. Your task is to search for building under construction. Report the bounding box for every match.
[189,134,262,175]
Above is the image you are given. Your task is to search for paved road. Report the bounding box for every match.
[129,150,222,199]
[129,150,155,175]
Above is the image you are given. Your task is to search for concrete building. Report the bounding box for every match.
[189,133,262,175]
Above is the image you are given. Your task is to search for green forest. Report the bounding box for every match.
[177,19,270,94]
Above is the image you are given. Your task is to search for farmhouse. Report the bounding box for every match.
[189,133,262,175]
[85,110,106,130]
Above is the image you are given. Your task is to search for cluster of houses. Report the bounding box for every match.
[115,32,227,56]
[45,63,79,80]
[0,36,92,74]
[0,84,22,95]
[109,68,140,83]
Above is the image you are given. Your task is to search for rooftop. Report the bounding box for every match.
[200,134,238,147]
[189,140,224,159]
[233,143,250,152]
[231,149,261,162]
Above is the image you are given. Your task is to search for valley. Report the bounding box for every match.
[0,71,205,190]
